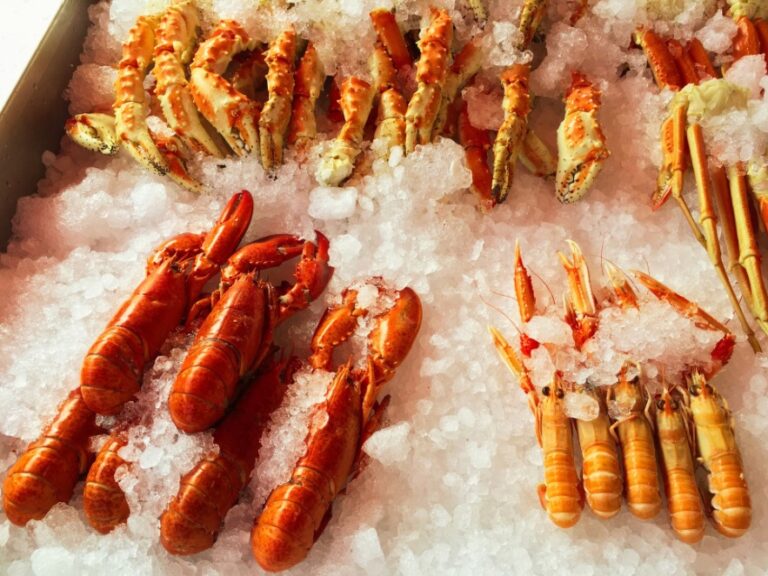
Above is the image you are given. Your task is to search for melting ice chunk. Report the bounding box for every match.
[563,391,600,421]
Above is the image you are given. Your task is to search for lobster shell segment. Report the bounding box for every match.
[2,390,98,526]
[169,279,278,433]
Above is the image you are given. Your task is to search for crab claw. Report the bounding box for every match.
[189,20,259,157]
[491,64,531,204]
[555,72,609,203]
[65,113,120,155]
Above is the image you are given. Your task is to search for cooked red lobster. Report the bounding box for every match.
[160,353,298,554]
[3,192,253,527]
[80,191,254,414]
[168,231,333,433]
[252,280,422,572]
[81,232,332,533]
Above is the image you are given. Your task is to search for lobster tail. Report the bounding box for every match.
[83,436,130,533]
[2,390,97,525]
[169,278,277,433]
[80,326,145,414]
[160,455,245,555]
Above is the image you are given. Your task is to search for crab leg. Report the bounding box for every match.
[404,8,453,153]
[517,0,548,50]
[64,12,200,193]
[260,27,299,172]
[369,9,412,71]
[432,36,484,139]
[371,43,407,156]
[491,64,531,203]
[154,0,224,157]
[315,77,376,186]
[287,42,325,152]
[727,164,768,332]
[711,167,754,310]
[189,20,259,157]
[458,100,494,212]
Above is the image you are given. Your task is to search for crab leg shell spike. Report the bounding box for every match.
[288,43,325,150]
[83,435,130,533]
[555,72,609,203]
[154,0,224,157]
[161,356,294,555]
[251,362,363,572]
[2,390,99,526]
[316,77,376,186]
[190,20,259,157]
[458,100,494,212]
[404,8,453,153]
[574,388,622,519]
[491,63,531,203]
[654,387,706,544]
[687,370,751,537]
[260,27,298,172]
[537,373,584,528]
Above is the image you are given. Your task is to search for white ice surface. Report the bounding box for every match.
[1,1,768,575]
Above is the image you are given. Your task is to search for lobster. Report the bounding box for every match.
[168,231,333,433]
[160,353,297,554]
[2,389,99,526]
[251,280,423,572]
[80,190,254,415]
[654,386,706,544]
[686,370,751,538]
[3,192,253,527]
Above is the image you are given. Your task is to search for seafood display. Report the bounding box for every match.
[1,188,421,569]
[636,14,768,351]
[64,0,612,208]
[3,0,768,574]
[491,241,749,543]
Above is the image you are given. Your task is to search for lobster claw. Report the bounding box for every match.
[278,231,334,319]
[187,191,255,298]
[368,286,422,385]
[219,233,307,288]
